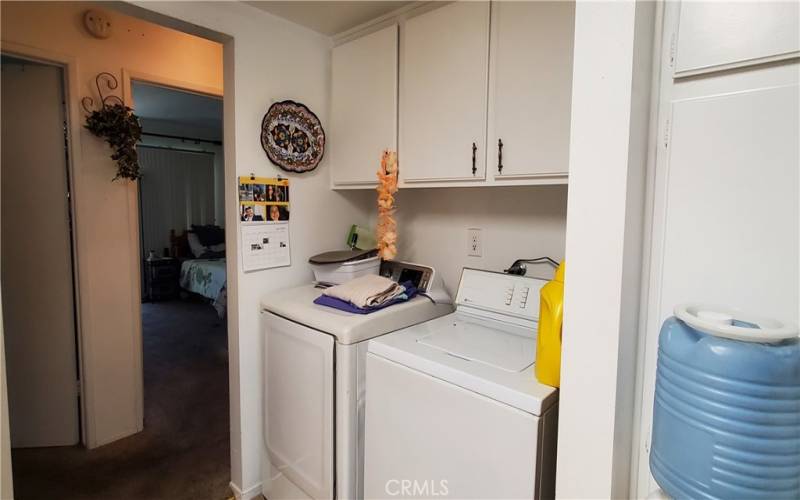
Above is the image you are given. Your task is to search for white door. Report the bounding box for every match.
[488,1,574,180]
[364,353,540,500]
[400,1,490,183]
[331,24,398,188]
[264,312,334,499]
[1,57,80,447]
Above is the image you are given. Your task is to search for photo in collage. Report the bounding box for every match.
[239,176,290,222]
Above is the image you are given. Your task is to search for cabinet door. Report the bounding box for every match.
[400,1,490,183]
[488,1,574,180]
[331,24,398,188]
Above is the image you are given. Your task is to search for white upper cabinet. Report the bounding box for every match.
[330,24,398,188]
[674,2,800,78]
[330,1,576,189]
[400,1,491,183]
[488,1,575,181]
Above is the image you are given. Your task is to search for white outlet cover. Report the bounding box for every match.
[467,228,482,257]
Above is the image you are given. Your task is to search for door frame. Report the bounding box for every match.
[0,41,87,446]
[122,69,224,432]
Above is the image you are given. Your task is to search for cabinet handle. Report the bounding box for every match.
[472,142,477,175]
[498,138,504,174]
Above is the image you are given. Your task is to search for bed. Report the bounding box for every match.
[180,258,226,317]
[170,228,227,318]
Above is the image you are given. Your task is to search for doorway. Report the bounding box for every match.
[134,80,230,497]
[1,55,81,448]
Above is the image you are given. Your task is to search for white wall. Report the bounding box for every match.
[124,2,375,496]
[394,186,568,293]
[556,1,655,498]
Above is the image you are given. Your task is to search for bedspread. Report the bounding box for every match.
[180,258,226,317]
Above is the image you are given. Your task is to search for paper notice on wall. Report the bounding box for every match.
[240,223,290,272]
[238,176,291,272]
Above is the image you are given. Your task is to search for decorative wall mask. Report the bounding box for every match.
[84,10,113,39]
[82,72,143,181]
[260,100,325,173]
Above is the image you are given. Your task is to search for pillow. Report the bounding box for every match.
[187,232,206,258]
[191,224,225,247]
[199,250,225,259]
[201,243,225,259]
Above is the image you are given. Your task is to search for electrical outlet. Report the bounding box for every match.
[467,228,482,257]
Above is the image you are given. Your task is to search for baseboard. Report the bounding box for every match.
[230,480,263,500]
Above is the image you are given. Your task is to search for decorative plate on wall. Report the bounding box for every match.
[261,100,326,173]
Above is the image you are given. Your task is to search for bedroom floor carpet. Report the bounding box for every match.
[10,300,231,500]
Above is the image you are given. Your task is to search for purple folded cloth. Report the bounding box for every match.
[314,282,418,314]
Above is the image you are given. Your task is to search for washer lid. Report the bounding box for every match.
[368,312,557,415]
[417,318,535,372]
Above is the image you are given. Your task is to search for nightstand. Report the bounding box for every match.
[144,258,180,301]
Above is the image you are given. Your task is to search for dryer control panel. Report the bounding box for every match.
[455,268,548,324]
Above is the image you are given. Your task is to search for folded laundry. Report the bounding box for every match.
[322,274,406,308]
[314,282,418,314]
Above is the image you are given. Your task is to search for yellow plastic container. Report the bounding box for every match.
[535,261,565,388]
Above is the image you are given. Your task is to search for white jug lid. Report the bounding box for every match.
[674,303,798,343]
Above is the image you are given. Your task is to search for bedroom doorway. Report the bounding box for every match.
[132,80,231,496]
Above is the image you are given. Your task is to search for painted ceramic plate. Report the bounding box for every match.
[261,100,325,173]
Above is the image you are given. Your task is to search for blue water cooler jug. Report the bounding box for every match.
[650,303,800,499]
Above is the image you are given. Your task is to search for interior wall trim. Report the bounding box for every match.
[229,480,263,500]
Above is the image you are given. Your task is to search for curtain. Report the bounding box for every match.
[138,146,216,258]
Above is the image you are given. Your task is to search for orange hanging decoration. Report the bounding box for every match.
[376,150,398,260]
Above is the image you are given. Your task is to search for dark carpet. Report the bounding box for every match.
[10,300,231,500]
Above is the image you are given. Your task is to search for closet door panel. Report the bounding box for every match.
[489,1,574,180]
[660,85,799,329]
[400,1,490,183]
[331,24,398,187]
[675,2,800,77]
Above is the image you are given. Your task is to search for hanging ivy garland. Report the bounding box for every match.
[82,72,143,181]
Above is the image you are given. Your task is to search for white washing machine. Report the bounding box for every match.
[261,262,453,500]
[364,268,559,500]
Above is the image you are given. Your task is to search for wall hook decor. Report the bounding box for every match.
[82,72,143,181]
[81,72,125,113]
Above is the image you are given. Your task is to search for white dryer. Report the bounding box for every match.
[261,263,452,500]
[364,268,559,500]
